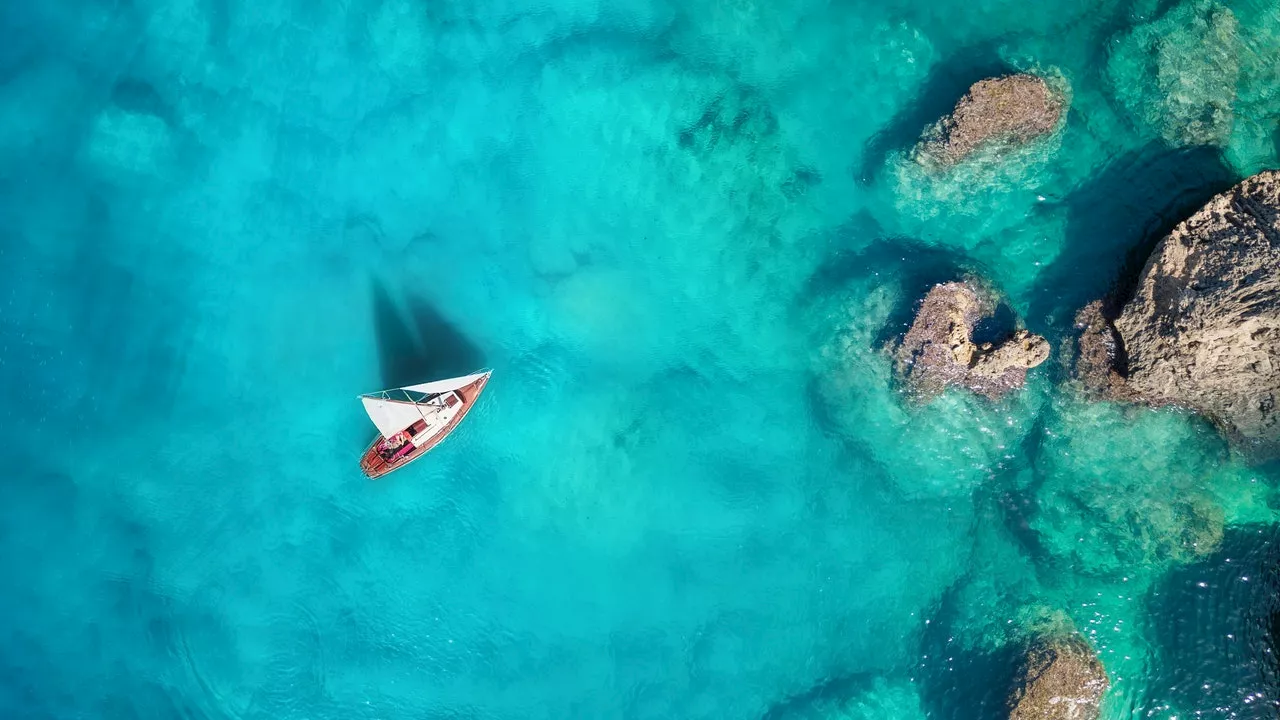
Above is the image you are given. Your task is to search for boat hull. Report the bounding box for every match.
[359,372,491,479]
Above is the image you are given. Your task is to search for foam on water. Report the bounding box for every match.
[3,0,1280,718]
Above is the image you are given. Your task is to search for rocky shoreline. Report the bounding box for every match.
[861,66,1280,719]
[890,77,1279,457]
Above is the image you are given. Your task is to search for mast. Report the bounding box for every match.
[408,389,433,428]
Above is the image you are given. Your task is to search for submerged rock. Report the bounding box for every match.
[1107,0,1239,147]
[1074,171,1280,456]
[85,106,174,181]
[913,74,1065,168]
[1007,637,1109,720]
[893,282,1049,399]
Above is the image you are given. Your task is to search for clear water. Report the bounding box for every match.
[3,0,1280,718]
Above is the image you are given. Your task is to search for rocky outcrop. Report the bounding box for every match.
[913,74,1065,167]
[894,282,1050,399]
[1074,171,1280,456]
[1071,301,1136,401]
[1007,637,1109,720]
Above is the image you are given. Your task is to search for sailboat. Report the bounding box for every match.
[358,370,492,479]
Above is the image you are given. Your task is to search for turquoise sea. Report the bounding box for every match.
[4,0,1280,718]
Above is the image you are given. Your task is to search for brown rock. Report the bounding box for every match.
[1074,171,1280,456]
[894,282,1049,399]
[1007,637,1109,720]
[914,74,1065,168]
[1071,301,1136,401]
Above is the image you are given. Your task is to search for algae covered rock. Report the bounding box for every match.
[893,281,1049,399]
[1075,171,1280,456]
[1006,637,1109,720]
[1031,396,1227,577]
[913,74,1065,168]
[1107,0,1240,146]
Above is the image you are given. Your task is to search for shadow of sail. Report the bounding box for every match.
[371,279,485,392]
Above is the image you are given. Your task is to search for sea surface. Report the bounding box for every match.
[3,0,1280,718]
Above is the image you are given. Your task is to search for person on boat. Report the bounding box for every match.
[392,439,415,460]
[378,432,408,461]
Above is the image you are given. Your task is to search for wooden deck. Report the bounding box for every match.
[359,373,491,479]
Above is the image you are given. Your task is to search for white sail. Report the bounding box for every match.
[360,397,427,439]
[401,371,490,396]
[360,370,491,439]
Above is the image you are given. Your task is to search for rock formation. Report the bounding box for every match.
[894,282,1050,399]
[1074,171,1280,456]
[1007,637,1109,720]
[1071,301,1135,401]
[913,74,1065,167]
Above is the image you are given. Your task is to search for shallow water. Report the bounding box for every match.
[3,0,1280,718]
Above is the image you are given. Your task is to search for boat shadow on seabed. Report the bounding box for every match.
[371,279,486,392]
[349,279,488,460]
